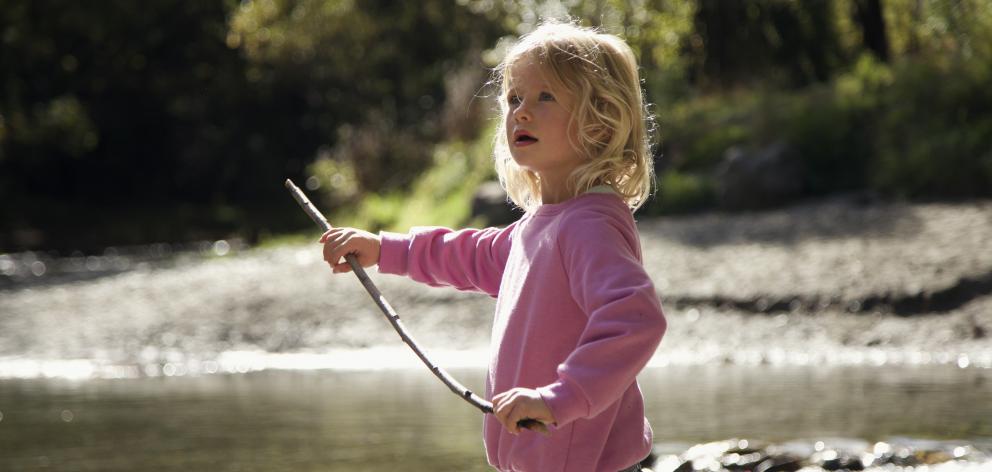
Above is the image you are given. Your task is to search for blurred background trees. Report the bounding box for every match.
[2,0,990,252]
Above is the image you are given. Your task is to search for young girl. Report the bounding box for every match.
[320,21,666,472]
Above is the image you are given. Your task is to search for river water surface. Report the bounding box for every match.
[1,364,989,471]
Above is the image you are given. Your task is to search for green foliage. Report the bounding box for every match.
[3,0,992,250]
[659,94,756,172]
[0,0,505,250]
[651,170,715,214]
[647,53,992,214]
[228,0,505,195]
[870,58,992,197]
[881,0,992,61]
[331,124,498,232]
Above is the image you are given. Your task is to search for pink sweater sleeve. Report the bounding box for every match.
[377,223,516,298]
[536,210,667,427]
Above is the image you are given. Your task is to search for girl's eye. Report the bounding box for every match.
[539,92,555,101]
[507,95,521,105]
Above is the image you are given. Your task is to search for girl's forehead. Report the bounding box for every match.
[505,57,552,90]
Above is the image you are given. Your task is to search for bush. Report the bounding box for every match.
[644,170,715,215]
[870,59,992,198]
[648,54,992,214]
[330,124,498,232]
[333,55,992,228]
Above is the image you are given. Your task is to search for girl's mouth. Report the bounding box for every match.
[514,131,538,146]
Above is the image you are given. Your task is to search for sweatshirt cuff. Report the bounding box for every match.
[536,377,589,427]
[377,231,410,275]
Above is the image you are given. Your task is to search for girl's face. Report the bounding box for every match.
[504,58,583,187]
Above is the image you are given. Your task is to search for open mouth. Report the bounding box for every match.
[514,131,538,145]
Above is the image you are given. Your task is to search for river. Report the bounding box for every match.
[0,364,989,471]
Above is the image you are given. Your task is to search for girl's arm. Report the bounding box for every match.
[376,223,517,298]
[536,210,667,427]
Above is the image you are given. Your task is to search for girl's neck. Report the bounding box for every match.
[538,177,609,205]
[539,186,573,205]
[538,175,577,205]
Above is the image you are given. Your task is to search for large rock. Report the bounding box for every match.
[471,181,522,226]
[715,142,803,211]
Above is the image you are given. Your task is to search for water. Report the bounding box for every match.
[2,210,991,470]
[1,365,989,471]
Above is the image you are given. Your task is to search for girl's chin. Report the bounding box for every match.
[509,155,538,171]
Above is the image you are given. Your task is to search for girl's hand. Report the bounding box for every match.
[492,388,554,435]
[319,227,381,273]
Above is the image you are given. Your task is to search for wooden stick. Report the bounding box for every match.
[284,179,547,434]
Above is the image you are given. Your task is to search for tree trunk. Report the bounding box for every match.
[852,0,891,61]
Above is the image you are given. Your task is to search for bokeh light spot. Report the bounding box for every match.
[213,240,231,257]
[305,175,321,190]
[0,255,14,276]
[30,260,46,276]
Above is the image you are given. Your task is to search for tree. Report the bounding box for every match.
[851,0,891,61]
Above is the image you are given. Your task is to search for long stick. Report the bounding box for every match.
[284,179,546,433]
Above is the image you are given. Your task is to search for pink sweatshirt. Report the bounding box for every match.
[378,192,667,472]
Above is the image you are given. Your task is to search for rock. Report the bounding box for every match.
[720,451,767,470]
[917,449,955,464]
[865,441,919,467]
[811,449,864,470]
[654,438,988,472]
[715,141,803,211]
[672,439,770,472]
[470,181,521,226]
[754,455,803,472]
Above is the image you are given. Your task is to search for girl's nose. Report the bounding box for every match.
[512,103,532,122]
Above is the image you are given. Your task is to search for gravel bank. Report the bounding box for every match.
[1,197,990,370]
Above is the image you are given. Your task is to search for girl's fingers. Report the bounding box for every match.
[323,233,348,263]
[318,227,339,243]
[329,237,359,267]
[492,388,552,436]
[320,228,379,273]
[493,395,508,427]
[494,390,524,434]
[495,403,513,434]
[504,404,521,434]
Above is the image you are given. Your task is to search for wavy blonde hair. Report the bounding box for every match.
[493,21,655,212]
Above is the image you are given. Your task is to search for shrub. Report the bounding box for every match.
[643,170,715,215]
[870,59,992,198]
[648,54,992,214]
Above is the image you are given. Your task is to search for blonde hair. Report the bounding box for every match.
[493,21,655,212]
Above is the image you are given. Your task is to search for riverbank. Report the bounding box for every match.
[1,196,990,377]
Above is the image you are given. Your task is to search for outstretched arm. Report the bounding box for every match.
[377,224,517,297]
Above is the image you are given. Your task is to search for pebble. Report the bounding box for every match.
[651,438,990,472]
